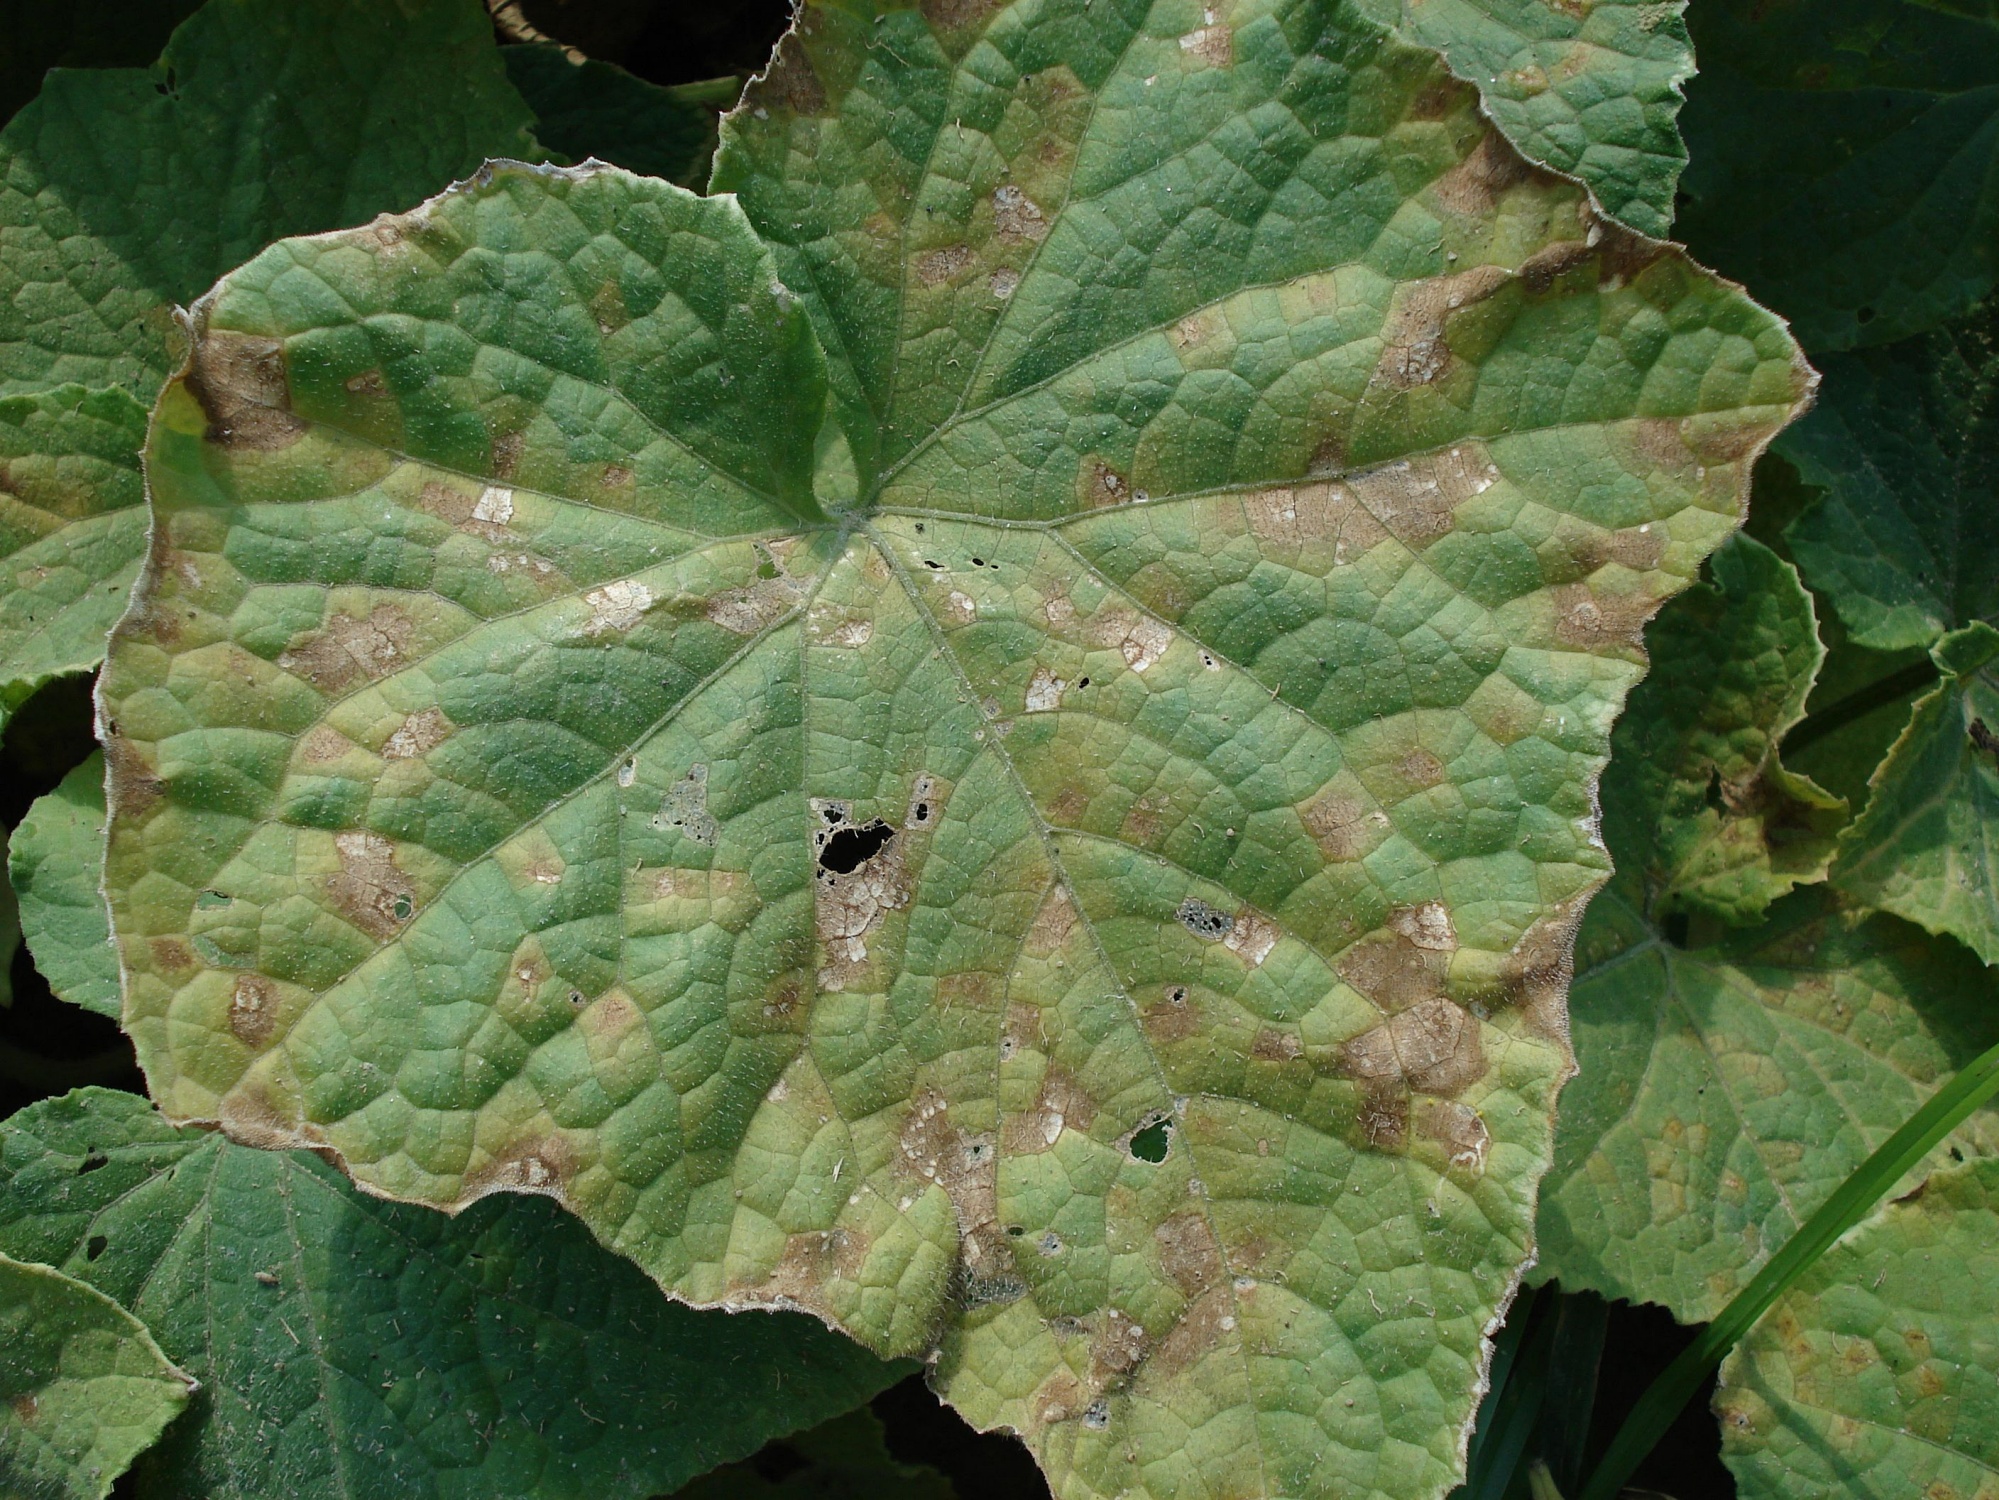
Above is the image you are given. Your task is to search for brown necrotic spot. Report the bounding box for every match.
[993,184,1049,244]
[185,330,305,450]
[1142,985,1201,1043]
[300,725,352,763]
[1179,21,1233,65]
[382,707,451,761]
[653,764,718,846]
[228,974,279,1046]
[1348,444,1495,547]
[1419,1100,1491,1173]
[1145,1286,1237,1384]
[1155,1211,1223,1296]
[1342,998,1485,1095]
[326,830,415,940]
[757,34,827,114]
[812,802,909,991]
[1372,264,1510,391]
[898,1090,1004,1273]
[150,937,195,974]
[1550,581,1656,651]
[279,605,416,693]
[915,244,976,285]
[1357,1085,1410,1151]
[1339,932,1445,1011]
[1003,1063,1096,1155]
[469,1135,578,1200]
[1429,130,1532,218]
[1302,792,1383,861]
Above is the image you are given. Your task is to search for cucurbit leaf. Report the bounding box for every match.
[0,386,147,731]
[0,1248,192,1500]
[0,1088,903,1500]
[1363,0,1693,238]
[503,43,740,189]
[1677,0,1999,352]
[1717,1155,1999,1500]
[9,753,117,1019]
[103,2,1811,1493]
[1601,534,1844,928]
[0,0,543,397]
[1833,622,1999,966]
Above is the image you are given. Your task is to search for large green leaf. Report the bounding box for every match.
[0,1249,192,1500]
[0,1088,901,1500]
[1677,0,1999,352]
[503,44,739,189]
[1602,535,1843,928]
[1782,302,1999,655]
[0,386,148,729]
[1362,0,1692,238]
[1537,540,1998,1322]
[9,753,117,1019]
[0,0,542,398]
[1833,624,1999,966]
[1717,1154,1999,1500]
[100,2,1810,1492]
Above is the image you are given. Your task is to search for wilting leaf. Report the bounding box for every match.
[1783,301,1999,655]
[1537,548,1998,1321]
[0,386,147,729]
[1678,0,1999,351]
[9,753,116,1019]
[101,1,1810,1492]
[1833,623,1999,966]
[1362,0,1692,237]
[0,1089,902,1500]
[0,0,202,127]
[0,1249,192,1500]
[0,0,542,397]
[1603,534,1843,928]
[1717,1155,1999,1500]
[504,43,739,188]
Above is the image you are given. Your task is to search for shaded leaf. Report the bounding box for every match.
[0,1089,903,1500]
[0,386,148,730]
[672,1408,956,1500]
[1364,0,1692,238]
[9,753,116,1019]
[0,0,203,128]
[1834,623,1999,966]
[1677,0,1999,351]
[504,43,739,188]
[1603,534,1843,928]
[1538,548,1998,1319]
[0,1249,191,1500]
[101,3,1809,1495]
[1717,1155,1999,1500]
[1538,885,1999,1322]
[0,0,542,397]
[1782,301,1999,654]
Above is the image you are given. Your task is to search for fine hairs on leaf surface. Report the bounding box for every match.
[0,1248,193,1500]
[96,0,1809,1495]
[0,1087,904,1500]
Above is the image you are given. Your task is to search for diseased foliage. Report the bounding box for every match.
[95,3,1807,1496]
[3,0,1996,1496]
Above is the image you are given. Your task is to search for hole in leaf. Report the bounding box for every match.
[1077,676,1090,688]
[391,894,413,921]
[1129,1119,1170,1163]
[1663,910,1691,948]
[819,820,895,874]
[85,1235,107,1261]
[912,801,931,824]
[1006,1225,1026,1237]
[77,1152,108,1175]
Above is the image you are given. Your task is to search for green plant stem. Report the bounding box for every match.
[1577,1031,1999,1500]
